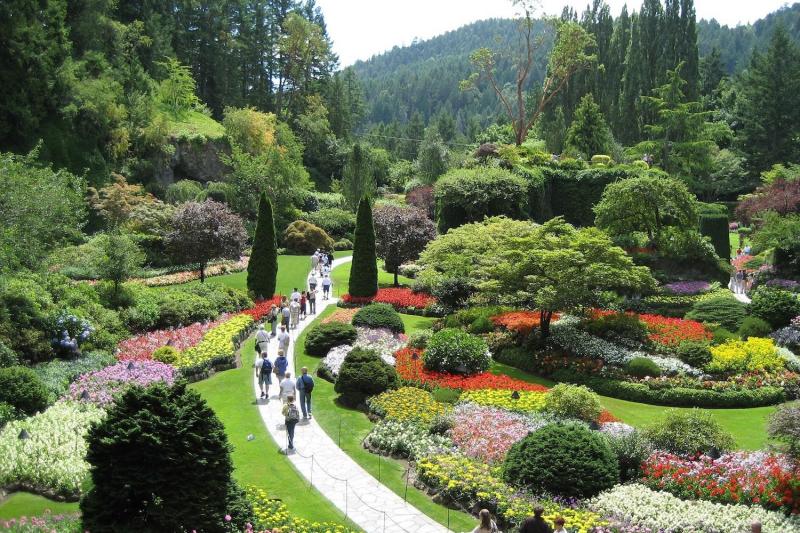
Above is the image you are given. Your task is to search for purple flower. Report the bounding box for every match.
[663,281,711,295]
[66,361,177,406]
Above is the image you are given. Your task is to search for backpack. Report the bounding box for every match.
[300,374,314,393]
[286,403,300,422]
[261,358,272,374]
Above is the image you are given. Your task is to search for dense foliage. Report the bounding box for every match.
[351,303,405,334]
[423,329,490,375]
[334,347,399,405]
[305,322,358,356]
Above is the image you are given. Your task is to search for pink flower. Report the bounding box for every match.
[224,515,232,522]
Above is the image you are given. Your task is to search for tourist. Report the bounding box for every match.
[308,287,316,314]
[254,349,272,399]
[322,274,331,299]
[744,244,752,255]
[290,287,301,302]
[308,271,317,292]
[281,303,291,328]
[281,395,300,450]
[471,509,499,533]
[274,349,289,383]
[735,269,745,294]
[552,517,567,533]
[296,366,314,419]
[300,291,307,320]
[311,251,320,274]
[289,298,300,329]
[751,521,762,533]
[255,324,269,354]
[277,325,291,355]
[269,304,279,336]
[519,506,553,533]
[280,371,296,403]
[736,248,742,257]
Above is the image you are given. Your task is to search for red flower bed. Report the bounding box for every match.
[241,296,283,320]
[395,348,549,392]
[592,309,711,347]
[491,311,560,336]
[117,317,228,362]
[341,288,436,309]
[597,410,620,423]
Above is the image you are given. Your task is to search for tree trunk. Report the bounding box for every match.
[200,264,206,283]
[394,270,399,287]
[539,309,552,339]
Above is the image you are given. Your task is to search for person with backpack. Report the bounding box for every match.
[254,349,272,399]
[296,366,314,419]
[255,324,270,354]
[274,350,289,383]
[281,395,300,450]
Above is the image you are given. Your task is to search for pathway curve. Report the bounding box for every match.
[728,279,752,304]
[251,256,448,533]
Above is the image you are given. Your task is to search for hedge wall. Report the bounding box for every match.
[699,212,730,261]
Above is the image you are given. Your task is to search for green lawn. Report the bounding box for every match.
[161,107,226,139]
[330,260,414,297]
[294,306,474,531]
[491,361,776,450]
[0,493,78,520]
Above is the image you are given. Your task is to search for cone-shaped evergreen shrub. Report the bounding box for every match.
[247,193,278,299]
[349,197,378,297]
[80,383,253,532]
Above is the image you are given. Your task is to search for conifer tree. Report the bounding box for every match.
[348,196,378,297]
[565,94,613,157]
[247,193,278,299]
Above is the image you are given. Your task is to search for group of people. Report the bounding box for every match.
[732,244,754,295]
[309,250,333,300]
[472,507,567,533]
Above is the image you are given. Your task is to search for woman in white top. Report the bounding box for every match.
[471,509,499,533]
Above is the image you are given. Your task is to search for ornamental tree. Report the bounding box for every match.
[348,197,378,297]
[735,178,800,224]
[166,200,247,283]
[565,93,613,158]
[94,231,145,302]
[478,217,655,337]
[373,205,436,286]
[594,175,699,246]
[247,193,278,299]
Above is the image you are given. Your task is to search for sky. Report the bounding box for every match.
[316,0,793,66]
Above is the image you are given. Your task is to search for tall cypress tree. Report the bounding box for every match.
[620,14,644,144]
[348,196,378,297]
[247,193,278,299]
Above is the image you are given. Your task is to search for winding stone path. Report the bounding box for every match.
[251,256,449,533]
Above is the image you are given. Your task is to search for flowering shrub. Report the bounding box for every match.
[459,389,547,413]
[491,311,560,336]
[766,278,800,291]
[395,347,550,392]
[364,419,454,459]
[708,337,784,373]
[415,454,606,531]
[116,318,227,362]
[341,287,436,310]
[50,312,93,357]
[450,404,553,464]
[140,258,247,286]
[0,512,81,532]
[65,361,176,406]
[321,308,358,324]
[638,314,712,347]
[240,296,282,321]
[32,351,117,402]
[367,386,450,424]
[0,402,104,497]
[589,484,800,532]
[246,486,355,533]
[319,345,352,379]
[354,327,405,363]
[663,280,711,295]
[175,314,254,369]
[641,451,800,514]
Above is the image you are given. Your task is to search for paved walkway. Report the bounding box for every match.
[251,256,449,533]
[728,279,752,304]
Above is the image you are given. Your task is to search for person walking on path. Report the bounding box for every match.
[281,395,300,450]
[255,324,270,354]
[322,274,331,300]
[277,325,291,356]
[300,291,307,320]
[311,252,320,274]
[290,287,301,303]
[281,303,291,328]
[471,509,499,533]
[296,366,314,419]
[280,371,296,403]
[274,349,289,383]
[254,349,272,399]
[289,298,300,329]
[308,271,317,292]
[269,304,279,336]
[307,287,316,315]
[520,506,553,533]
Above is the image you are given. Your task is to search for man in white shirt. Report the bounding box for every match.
[290,287,301,302]
[289,298,301,329]
[277,325,291,354]
[255,324,270,353]
[279,371,296,403]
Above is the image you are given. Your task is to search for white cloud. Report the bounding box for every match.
[316,0,792,67]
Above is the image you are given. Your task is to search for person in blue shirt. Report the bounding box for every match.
[296,366,314,419]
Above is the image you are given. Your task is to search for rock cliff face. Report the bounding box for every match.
[153,137,230,187]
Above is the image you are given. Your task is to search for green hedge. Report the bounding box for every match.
[699,213,730,262]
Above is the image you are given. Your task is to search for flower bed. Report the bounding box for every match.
[175,314,254,370]
[491,311,560,336]
[415,454,606,531]
[450,404,553,464]
[65,361,176,406]
[663,280,712,295]
[708,337,784,373]
[247,486,354,533]
[116,318,228,362]
[139,258,248,287]
[638,314,712,348]
[321,308,358,324]
[395,347,550,392]
[0,402,104,498]
[458,389,547,413]
[367,387,450,424]
[0,512,81,532]
[341,287,436,311]
[240,295,283,321]
[363,419,454,459]
[589,484,800,532]
[641,451,800,514]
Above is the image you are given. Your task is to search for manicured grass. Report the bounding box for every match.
[330,260,414,296]
[190,336,352,525]
[491,361,777,450]
[161,108,226,139]
[0,492,78,520]
[729,231,750,257]
[294,308,473,531]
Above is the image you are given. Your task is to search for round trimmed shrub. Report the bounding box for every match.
[0,366,50,416]
[152,345,179,365]
[423,328,489,375]
[282,220,334,254]
[643,408,735,456]
[352,303,405,334]
[738,316,773,340]
[685,294,747,331]
[749,287,800,329]
[305,322,358,356]
[543,383,602,422]
[334,347,399,405]
[585,312,648,342]
[502,423,619,498]
[677,341,712,368]
[334,239,353,251]
[468,316,494,334]
[625,357,662,378]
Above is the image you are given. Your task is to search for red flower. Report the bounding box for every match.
[490,311,561,336]
[341,288,436,310]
